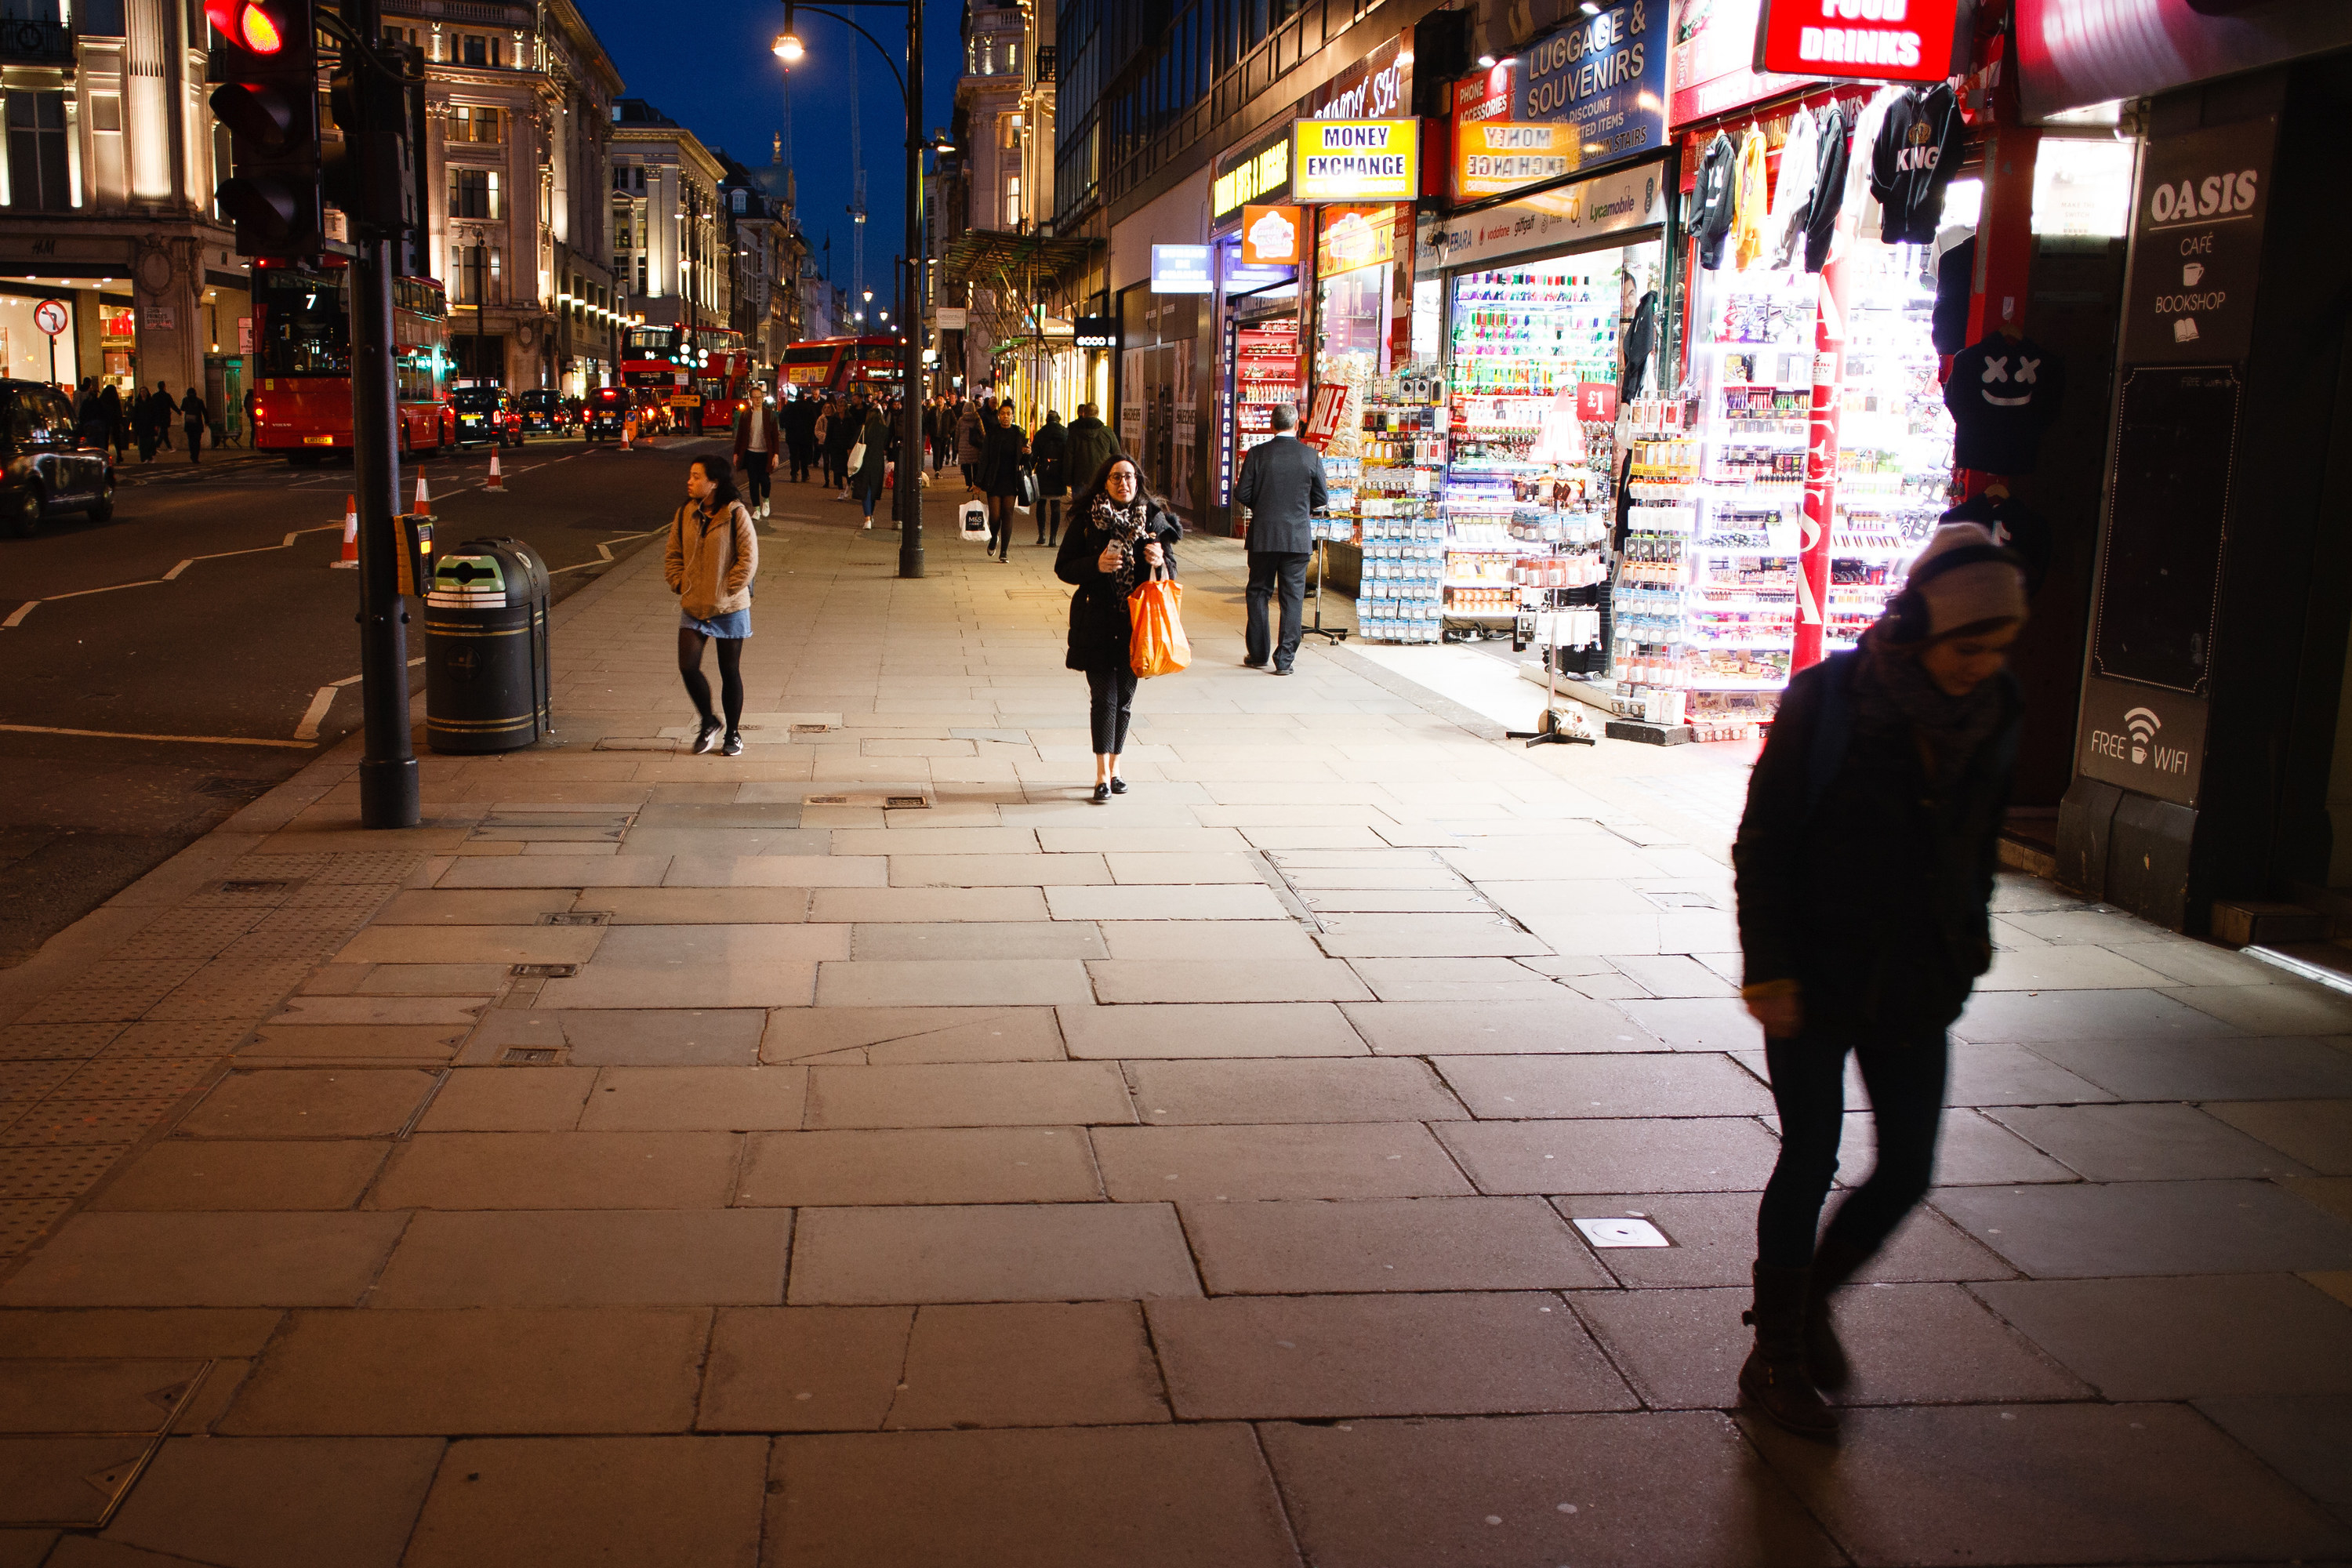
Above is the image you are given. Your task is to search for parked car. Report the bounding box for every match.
[1,380,114,536]
[517,389,576,437]
[584,386,629,442]
[451,387,522,448]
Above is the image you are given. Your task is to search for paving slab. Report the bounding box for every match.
[532,1008,768,1066]
[809,886,1051,923]
[2168,981,2352,1035]
[368,1209,793,1306]
[1147,1292,1635,1417]
[695,1305,913,1432]
[1952,987,2238,1044]
[737,1127,1101,1206]
[1970,1274,2352,1399]
[96,1437,443,1568]
[664,856,887,887]
[217,1308,709,1434]
[764,1425,1300,1568]
[1819,1106,2080,1186]
[333,925,603,967]
[372,890,579,924]
[1987,1102,2316,1180]
[1744,1402,2352,1566]
[1128,1058,1465,1123]
[0,1359,212,1432]
[851,921,1108,960]
[803,1061,1130,1128]
[368,1131,742,1210]
[762,1005,1066,1064]
[1944,1040,2122,1105]
[786,1203,1200,1304]
[2021,1032,2352,1100]
[0,1212,408,1306]
[1259,1412,1841,1568]
[1437,1118,1781,1195]
[2205,1098,2352,1174]
[1057,1002,1367,1058]
[885,854,1111,887]
[437,856,673,888]
[886,1302,1170,1428]
[416,1066,597,1131]
[1182,1196,1610,1293]
[0,1309,285,1359]
[1434,1053,1773,1119]
[1097,920,1326,963]
[814,959,1095,1007]
[86,1140,390,1210]
[1577,1281,2087,1410]
[1933,1178,2352,1276]
[1093,1123,1475,1201]
[176,1069,437,1139]
[534,925,833,1008]
[1042,884,1291,921]
[402,1436,766,1568]
[1550,1192,2013,1288]
[2192,1393,2352,1524]
[1341,998,1659,1055]
[590,887,814,924]
[1085,958,1374,1004]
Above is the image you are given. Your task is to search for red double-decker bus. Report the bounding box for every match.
[620,324,752,435]
[781,335,905,398]
[250,261,452,462]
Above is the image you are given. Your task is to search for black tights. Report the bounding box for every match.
[1087,667,1138,756]
[678,627,746,734]
[1035,498,1062,543]
[1755,1029,1949,1269]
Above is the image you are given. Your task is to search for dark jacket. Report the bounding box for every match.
[852,412,891,492]
[1732,650,2021,1040]
[825,406,858,456]
[180,392,207,426]
[1061,415,1120,496]
[1054,500,1181,672]
[1233,432,1329,554]
[1031,416,1071,498]
[976,422,1029,497]
[782,400,818,448]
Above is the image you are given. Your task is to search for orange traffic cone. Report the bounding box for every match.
[619,417,637,452]
[332,494,358,568]
[485,451,506,493]
[413,474,432,516]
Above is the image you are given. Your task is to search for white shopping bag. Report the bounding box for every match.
[959,501,989,541]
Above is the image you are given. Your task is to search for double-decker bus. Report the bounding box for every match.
[250,261,452,462]
[619,324,753,435]
[780,335,906,399]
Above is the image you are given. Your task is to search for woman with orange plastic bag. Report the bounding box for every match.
[1054,456,1182,801]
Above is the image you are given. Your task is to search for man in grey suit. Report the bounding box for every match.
[1232,402,1329,674]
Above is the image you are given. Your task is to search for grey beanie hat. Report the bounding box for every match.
[1907,522,2029,637]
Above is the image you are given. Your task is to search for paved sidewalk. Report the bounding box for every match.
[2,485,2350,1566]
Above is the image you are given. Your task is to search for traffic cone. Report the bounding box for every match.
[413,474,432,517]
[332,495,358,568]
[485,450,505,493]
[619,418,636,452]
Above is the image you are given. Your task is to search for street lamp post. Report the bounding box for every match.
[775,0,924,578]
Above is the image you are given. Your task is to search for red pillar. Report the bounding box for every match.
[1792,245,1854,674]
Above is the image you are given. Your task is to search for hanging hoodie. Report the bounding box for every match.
[1732,127,1769,271]
[1931,231,1975,354]
[1620,290,1660,400]
[1803,103,1850,274]
[1764,106,1820,270]
[1840,87,1904,247]
[1695,132,1738,270]
[1871,82,1966,245]
[1944,334,2065,475]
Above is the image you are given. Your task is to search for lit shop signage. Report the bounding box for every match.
[1450,0,1666,201]
[1418,160,1664,270]
[1751,0,1963,85]
[1213,131,1293,222]
[1316,206,1399,277]
[1294,120,1421,202]
[1306,30,1411,121]
[1667,0,1806,127]
[1151,245,1214,294]
[1073,315,1120,348]
[1240,205,1303,265]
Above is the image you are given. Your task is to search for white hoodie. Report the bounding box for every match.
[1765,106,1820,270]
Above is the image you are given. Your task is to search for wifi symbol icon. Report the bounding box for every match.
[2125,706,2161,766]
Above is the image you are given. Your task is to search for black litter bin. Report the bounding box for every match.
[424,537,552,753]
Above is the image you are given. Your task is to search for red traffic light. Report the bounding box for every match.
[207,0,289,53]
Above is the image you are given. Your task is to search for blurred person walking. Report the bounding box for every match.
[1055,455,1180,800]
[1030,408,1069,546]
[975,402,1029,562]
[1731,523,2029,1441]
[954,397,985,489]
[1062,402,1120,496]
[1232,401,1328,674]
[783,392,818,483]
[735,390,779,519]
[851,399,891,530]
[180,386,208,463]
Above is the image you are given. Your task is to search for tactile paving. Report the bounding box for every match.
[1,1099,179,1146]
[0,1198,74,1255]
[0,1144,130,1200]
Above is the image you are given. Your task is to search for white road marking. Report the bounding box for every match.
[162,559,194,579]
[1,524,345,627]
[2,601,34,628]
[0,722,314,749]
[292,685,339,740]
[549,526,665,575]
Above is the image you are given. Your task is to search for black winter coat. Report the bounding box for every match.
[976,423,1029,497]
[1054,502,1181,672]
[1732,650,2020,1041]
[1031,419,1071,498]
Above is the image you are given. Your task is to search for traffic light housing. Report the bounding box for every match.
[325,41,419,241]
[209,0,323,258]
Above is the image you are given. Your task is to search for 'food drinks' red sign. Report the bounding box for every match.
[1752,0,1962,85]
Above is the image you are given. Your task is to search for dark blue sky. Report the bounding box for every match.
[574,0,967,301]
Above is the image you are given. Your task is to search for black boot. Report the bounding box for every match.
[1739,1262,1839,1441]
[1804,1235,1872,1393]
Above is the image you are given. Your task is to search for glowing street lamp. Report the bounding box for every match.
[772,31,804,61]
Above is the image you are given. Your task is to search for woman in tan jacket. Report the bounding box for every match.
[665,455,759,756]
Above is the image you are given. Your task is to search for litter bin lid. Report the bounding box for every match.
[428,539,546,608]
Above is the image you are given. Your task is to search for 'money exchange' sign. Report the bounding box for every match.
[1294,120,1421,203]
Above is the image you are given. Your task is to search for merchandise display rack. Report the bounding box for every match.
[1344,369,1449,644]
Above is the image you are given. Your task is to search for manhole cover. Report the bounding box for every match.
[804,792,933,808]
[510,964,578,978]
[540,911,611,926]
[500,1047,561,1065]
[1636,889,1717,911]
[790,723,832,734]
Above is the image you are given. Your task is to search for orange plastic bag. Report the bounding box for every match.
[1128,576,1191,678]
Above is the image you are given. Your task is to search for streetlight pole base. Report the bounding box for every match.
[897,542,925,579]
